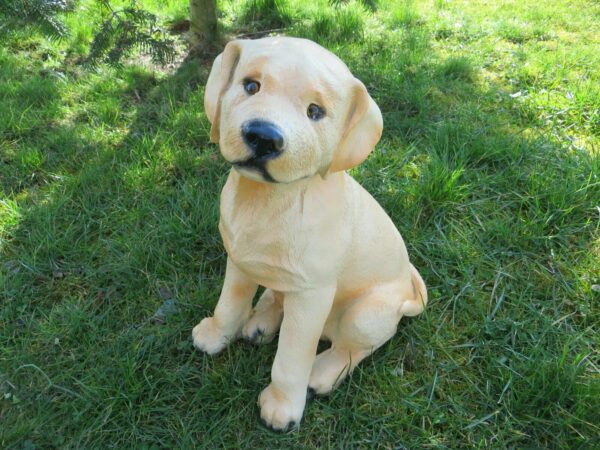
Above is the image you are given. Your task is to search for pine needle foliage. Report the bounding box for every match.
[0,0,72,39]
[86,0,175,68]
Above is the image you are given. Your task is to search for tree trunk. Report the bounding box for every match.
[189,0,218,51]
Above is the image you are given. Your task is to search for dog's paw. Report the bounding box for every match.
[258,384,304,432]
[308,348,353,395]
[192,317,231,355]
[242,299,282,345]
[242,312,280,345]
[242,325,268,344]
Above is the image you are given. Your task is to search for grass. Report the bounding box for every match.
[1,0,599,448]
[238,0,293,30]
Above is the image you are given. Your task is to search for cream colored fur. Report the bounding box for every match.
[192,37,427,431]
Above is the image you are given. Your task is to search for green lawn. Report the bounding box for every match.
[1,0,599,448]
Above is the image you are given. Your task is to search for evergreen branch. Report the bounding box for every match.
[85,1,175,68]
[0,0,73,39]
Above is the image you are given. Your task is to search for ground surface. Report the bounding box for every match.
[1,0,599,448]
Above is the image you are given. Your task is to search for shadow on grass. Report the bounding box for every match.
[0,46,242,447]
[1,9,598,449]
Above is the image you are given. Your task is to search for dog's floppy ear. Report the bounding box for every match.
[329,79,383,173]
[204,40,243,143]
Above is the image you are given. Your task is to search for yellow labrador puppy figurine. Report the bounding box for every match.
[193,37,427,431]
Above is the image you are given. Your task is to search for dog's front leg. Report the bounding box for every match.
[193,257,258,354]
[259,285,336,431]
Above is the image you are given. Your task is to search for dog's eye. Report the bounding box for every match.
[307,103,325,121]
[243,79,260,95]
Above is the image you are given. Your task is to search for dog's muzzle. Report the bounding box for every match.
[233,120,285,182]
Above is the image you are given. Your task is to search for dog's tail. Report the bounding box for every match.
[400,264,428,317]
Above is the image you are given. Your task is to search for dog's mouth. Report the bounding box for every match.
[232,157,277,183]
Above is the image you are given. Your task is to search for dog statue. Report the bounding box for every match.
[193,37,427,431]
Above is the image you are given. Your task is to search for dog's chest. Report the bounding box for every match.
[218,174,347,291]
[219,198,309,290]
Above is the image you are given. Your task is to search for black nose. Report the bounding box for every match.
[241,120,284,159]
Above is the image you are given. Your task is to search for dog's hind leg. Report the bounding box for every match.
[307,346,371,397]
[308,282,411,395]
[242,289,283,344]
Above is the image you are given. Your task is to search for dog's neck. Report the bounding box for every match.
[228,169,344,206]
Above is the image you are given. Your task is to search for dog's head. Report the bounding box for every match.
[204,37,383,183]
